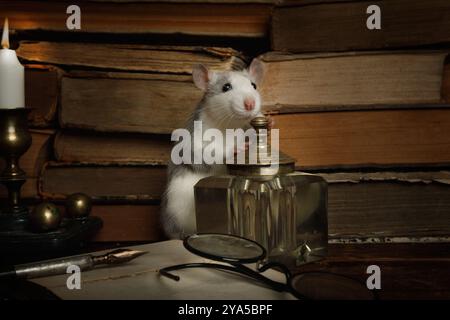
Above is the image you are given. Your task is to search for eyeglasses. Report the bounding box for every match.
[159,233,375,300]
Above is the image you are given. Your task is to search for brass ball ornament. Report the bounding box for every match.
[66,193,92,219]
[29,202,62,232]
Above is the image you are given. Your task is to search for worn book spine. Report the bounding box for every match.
[271,0,450,52]
[88,204,164,242]
[52,203,164,242]
[2,1,272,37]
[324,171,450,243]
[39,162,167,201]
[60,72,200,134]
[18,42,247,73]
[259,51,450,112]
[25,65,61,128]
[274,109,450,169]
[55,106,450,169]
[54,131,171,164]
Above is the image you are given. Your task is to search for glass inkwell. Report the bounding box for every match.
[194,116,328,268]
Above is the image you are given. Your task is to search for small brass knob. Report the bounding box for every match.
[29,202,62,232]
[66,193,92,219]
[250,116,269,130]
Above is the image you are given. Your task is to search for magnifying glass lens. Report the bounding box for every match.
[185,234,265,263]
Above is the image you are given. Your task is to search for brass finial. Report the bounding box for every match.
[227,115,296,176]
[250,116,269,130]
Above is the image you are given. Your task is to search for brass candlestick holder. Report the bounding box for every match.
[0,14,103,261]
[0,108,103,264]
[0,108,31,229]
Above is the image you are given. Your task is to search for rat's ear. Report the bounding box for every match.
[248,58,265,85]
[192,64,211,91]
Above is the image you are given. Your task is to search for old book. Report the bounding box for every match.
[259,51,450,113]
[275,109,450,169]
[39,163,167,200]
[61,51,450,135]
[54,131,171,164]
[59,52,450,134]
[3,1,272,37]
[324,171,450,242]
[17,42,246,73]
[0,130,53,199]
[60,72,201,134]
[88,205,164,242]
[272,0,450,52]
[25,65,60,127]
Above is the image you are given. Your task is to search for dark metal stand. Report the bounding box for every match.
[0,216,103,265]
[0,108,31,220]
[0,109,102,265]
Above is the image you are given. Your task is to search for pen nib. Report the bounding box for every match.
[93,249,147,265]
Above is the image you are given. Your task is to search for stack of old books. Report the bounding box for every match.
[266,0,450,243]
[2,0,449,244]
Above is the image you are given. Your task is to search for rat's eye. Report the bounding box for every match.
[251,82,257,90]
[222,83,232,92]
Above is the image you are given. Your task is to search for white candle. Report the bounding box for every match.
[0,18,25,109]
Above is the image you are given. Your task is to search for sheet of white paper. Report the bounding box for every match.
[32,240,296,300]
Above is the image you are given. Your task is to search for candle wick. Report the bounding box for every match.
[1,17,10,49]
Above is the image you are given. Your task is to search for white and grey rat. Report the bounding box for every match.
[161,58,266,239]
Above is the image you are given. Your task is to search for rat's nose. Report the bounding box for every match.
[244,98,255,111]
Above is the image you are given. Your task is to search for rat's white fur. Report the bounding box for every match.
[162,59,265,239]
[163,170,210,238]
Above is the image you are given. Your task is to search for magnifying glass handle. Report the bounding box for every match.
[257,262,292,281]
[159,262,290,294]
[230,263,289,293]
[159,268,181,281]
[159,263,249,282]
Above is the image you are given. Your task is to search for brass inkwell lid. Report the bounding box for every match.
[227,116,295,176]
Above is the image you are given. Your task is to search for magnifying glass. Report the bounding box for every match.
[159,233,375,300]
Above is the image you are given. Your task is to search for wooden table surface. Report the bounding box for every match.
[86,241,450,300]
[293,243,450,300]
